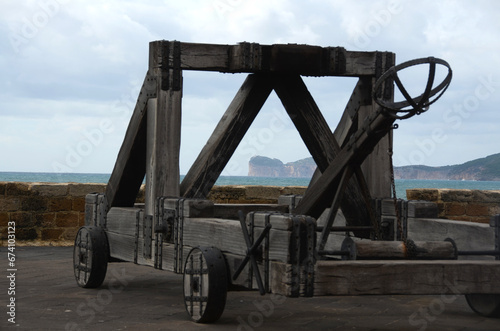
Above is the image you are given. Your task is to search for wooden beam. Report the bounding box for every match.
[106,72,156,208]
[312,260,500,296]
[153,41,391,77]
[144,41,183,215]
[273,75,374,229]
[294,110,395,217]
[360,52,395,198]
[273,74,338,170]
[180,74,273,199]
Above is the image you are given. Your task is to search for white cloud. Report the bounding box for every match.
[1,0,500,174]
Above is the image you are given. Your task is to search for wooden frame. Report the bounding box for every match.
[78,41,500,323]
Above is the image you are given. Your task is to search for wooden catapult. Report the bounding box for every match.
[73,41,500,322]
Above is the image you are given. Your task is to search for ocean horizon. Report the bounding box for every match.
[1,172,499,200]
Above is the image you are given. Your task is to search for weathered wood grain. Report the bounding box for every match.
[106,73,155,207]
[312,260,500,296]
[180,74,273,198]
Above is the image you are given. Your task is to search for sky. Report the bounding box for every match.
[1,0,500,176]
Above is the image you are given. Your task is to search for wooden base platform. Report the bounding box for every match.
[272,260,500,297]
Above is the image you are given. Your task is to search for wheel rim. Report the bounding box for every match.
[183,247,227,323]
[465,294,500,318]
[73,226,108,288]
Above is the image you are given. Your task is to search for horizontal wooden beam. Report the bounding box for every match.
[151,41,391,77]
[271,260,500,297]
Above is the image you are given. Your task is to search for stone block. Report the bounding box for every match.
[34,213,56,227]
[0,182,6,195]
[10,212,34,228]
[72,197,86,212]
[406,189,438,202]
[68,183,106,197]
[31,183,69,196]
[440,189,474,202]
[471,190,500,203]
[407,200,438,218]
[21,196,47,212]
[62,227,79,241]
[444,202,466,216]
[0,212,8,226]
[48,197,73,212]
[244,185,282,201]
[41,228,64,241]
[466,203,490,216]
[55,212,80,227]
[280,186,307,195]
[16,228,38,240]
[0,197,21,211]
[6,182,33,196]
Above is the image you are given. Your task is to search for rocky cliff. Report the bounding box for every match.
[249,153,500,180]
[248,156,317,178]
[394,153,500,181]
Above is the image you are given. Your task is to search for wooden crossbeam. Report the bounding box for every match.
[106,72,156,208]
[156,41,387,76]
[294,109,395,217]
[180,74,273,199]
[272,260,500,296]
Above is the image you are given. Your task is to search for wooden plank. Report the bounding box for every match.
[213,204,288,220]
[360,52,395,198]
[182,217,293,263]
[274,75,373,228]
[270,260,500,296]
[312,260,500,296]
[294,111,395,217]
[106,73,156,207]
[145,41,183,215]
[106,207,141,237]
[273,74,338,171]
[156,41,386,76]
[180,74,273,198]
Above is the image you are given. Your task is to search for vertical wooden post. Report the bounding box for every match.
[360,52,395,198]
[146,41,182,215]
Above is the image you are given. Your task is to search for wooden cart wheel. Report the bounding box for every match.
[73,226,109,288]
[465,294,500,318]
[183,246,228,323]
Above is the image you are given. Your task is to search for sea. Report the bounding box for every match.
[1,172,499,200]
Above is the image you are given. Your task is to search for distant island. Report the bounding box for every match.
[248,153,500,181]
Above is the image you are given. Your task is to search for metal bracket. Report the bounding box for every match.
[174,199,185,273]
[134,209,140,264]
[492,214,500,260]
[143,215,153,259]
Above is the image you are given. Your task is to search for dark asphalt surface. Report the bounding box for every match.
[0,247,499,330]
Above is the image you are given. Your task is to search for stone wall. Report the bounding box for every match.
[407,188,500,224]
[0,182,306,246]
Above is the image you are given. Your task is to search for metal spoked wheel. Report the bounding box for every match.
[465,294,500,318]
[183,246,228,323]
[73,226,109,288]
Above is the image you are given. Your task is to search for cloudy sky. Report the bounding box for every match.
[1,0,500,175]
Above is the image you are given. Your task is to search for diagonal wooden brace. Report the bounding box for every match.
[233,210,272,295]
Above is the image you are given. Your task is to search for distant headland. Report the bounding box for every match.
[248,153,500,181]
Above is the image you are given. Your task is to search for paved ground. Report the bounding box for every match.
[0,247,499,331]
